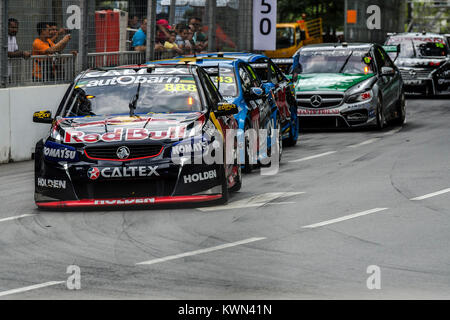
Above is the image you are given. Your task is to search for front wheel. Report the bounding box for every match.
[391,91,406,125]
[284,112,299,147]
[376,97,385,130]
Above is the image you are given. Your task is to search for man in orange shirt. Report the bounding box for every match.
[32,22,71,81]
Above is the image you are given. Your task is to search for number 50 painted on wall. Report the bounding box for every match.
[253,0,277,51]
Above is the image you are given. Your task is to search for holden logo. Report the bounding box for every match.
[310,95,322,107]
[116,146,130,159]
[409,69,417,78]
[87,167,100,180]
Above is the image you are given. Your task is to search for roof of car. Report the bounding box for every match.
[300,43,374,51]
[387,32,445,38]
[80,64,197,78]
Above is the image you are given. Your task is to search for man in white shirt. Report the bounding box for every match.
[8,18,31,78]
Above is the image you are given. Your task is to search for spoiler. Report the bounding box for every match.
[271,58,294,74]
[382,44,401,62]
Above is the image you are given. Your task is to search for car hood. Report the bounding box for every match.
[54,112,205,144]
[294,73,375,92]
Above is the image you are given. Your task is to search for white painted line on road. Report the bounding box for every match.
[410,188,450,201]
[347,138,380,148]
[264,202,296,205]
[0,214,37,223]
[136,237,266,266]
[198,192,304,212]
[383,127,403,136]
[301,208,389,229]
[0,281,65,298]
[288,151,337,163]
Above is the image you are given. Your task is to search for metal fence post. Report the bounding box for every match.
[207,0,216,52]
[77,0,88,74]
[146,0,156,62]
[0,0,8,88]
[238,0,252,52]
[169,0,176,26]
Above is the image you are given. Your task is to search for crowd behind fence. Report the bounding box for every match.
[1,0,253,88]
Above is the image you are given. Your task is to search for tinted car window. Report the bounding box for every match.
[63,74,203,117]
[298,49,374,74]
[386,36,449,58]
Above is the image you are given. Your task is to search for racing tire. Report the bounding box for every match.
[376,97,385,130]
[216,165,229,205]
[284,113,299,147]
[229,136,242,193]
[242,122,254,174]
[391,91,406,126]
[265,116,283,165]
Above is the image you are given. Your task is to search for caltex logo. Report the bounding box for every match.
[87,167,100,180]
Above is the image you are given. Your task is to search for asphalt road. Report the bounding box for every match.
[0,97,449,299]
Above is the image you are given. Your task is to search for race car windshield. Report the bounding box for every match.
[207,67,238,97]
[298,50,374,74]
[386,37,449,58]
[63,74,203,117]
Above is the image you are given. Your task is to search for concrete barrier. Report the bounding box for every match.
[0,84,69,163]
[0,90,11,163]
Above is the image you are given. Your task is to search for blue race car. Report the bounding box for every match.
[148,57,282,173]
[186,52,299,146]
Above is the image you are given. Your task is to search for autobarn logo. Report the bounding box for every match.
[183,170,217,184]
[88,166,159,180]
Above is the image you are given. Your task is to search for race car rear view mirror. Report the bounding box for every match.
[381,67,395,76]
[33,110,53,124]
[215,102,239,116]
[249,87,264,99]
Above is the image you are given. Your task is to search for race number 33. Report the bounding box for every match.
[253,0,277,51]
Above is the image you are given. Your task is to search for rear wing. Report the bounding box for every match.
[382,44,401,62]
[271,58,294,75]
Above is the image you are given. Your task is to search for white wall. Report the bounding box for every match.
[0,90,11,163]
[0,84,69,163]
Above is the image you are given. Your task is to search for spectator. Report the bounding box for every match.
[7,18,30,78]
[185,25,195,54]
[128,15,140,29]
[189,17,207,52]
[132,18,147,52]
[156,19,172,44]
[132,18,164,53]
[174,24,190,53]
[32,21,71,81]
[47,22,77,56]
[164,31,183,54]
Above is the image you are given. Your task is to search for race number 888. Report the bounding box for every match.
[165,84,197,92]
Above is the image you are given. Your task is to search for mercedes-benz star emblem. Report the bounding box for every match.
[116,146,130,160]
[310,95,322,108]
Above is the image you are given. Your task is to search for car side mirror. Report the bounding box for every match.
[381,67,395,76]
[215,102,239,117]
[33,110,53,123]
[247,87,264,99]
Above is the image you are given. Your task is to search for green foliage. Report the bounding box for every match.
[277,0,346,32]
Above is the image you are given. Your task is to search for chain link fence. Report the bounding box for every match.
[1,0,253,88]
